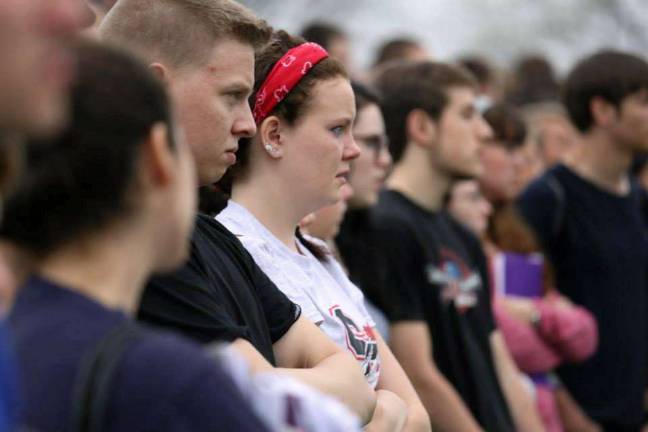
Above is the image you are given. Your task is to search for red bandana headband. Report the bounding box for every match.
[252,42,329,124]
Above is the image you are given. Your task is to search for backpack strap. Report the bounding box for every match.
[544,173,566,242]
[70,322,143,432]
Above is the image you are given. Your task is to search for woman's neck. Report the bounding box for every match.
[38,223,155,314]
[232,177,310,252]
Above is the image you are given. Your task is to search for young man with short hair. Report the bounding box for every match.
[517,50,648,431]
[100,0,376,422]
[371,60,543,432]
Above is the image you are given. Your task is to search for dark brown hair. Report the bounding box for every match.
[458,56,495,87]
[1,42,174,257]
[352,80,382,113]
[563,50,648,132]
[506,55,560,107]
[373,37,423,67]
[374,60,476,164]
[483,103,527,150]
[300,21,346,50]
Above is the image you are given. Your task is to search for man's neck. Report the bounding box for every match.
[38,223,155,314]
[387,158,450,212]
[566,131,633,195]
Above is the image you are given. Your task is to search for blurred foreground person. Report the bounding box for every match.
[0,2,93,430]
[517,50,648,432]
[2,41,270,432]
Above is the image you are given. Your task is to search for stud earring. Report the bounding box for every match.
[264,143,275,153]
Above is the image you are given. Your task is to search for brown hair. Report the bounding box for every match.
[301,21,346,50]
[373,37,423,67]
[563,50,648,132]
[488,204,556,291]
[483,103,527,150]
[1,41,175,257]
[374,60,476,164]
[100,0,272,69]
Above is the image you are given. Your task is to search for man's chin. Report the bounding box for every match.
[447,163,482,182]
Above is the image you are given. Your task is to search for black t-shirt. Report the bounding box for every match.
[9,276,269,432]
[517,164,648,428]
[371,190,514,432]
[336,208,398,318]
[138,214,300,365]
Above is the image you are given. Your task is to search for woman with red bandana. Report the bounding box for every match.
[218,31,430,432]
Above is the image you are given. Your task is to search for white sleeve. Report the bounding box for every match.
[237,235,325,325]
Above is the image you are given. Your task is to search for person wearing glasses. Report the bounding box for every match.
[335,81,393,340]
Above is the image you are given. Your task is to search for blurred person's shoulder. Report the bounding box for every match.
[371,189,428,227]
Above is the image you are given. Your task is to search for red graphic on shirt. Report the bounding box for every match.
[328,305,378,362]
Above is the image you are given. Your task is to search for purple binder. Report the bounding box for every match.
[493,253,543,298]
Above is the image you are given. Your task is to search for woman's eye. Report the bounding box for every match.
[331,126,344,137]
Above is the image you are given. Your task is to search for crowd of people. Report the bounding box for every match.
[0,1,647,431]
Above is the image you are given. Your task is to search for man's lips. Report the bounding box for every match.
[336,170,349,183]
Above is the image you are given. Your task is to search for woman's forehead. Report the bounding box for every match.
[307,77,355,120]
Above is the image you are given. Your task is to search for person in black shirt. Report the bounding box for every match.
[336,82,394,338]
[100,0,375,422]
[517,50,648,432]
[371,60,544,431]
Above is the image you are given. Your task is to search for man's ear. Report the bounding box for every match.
[150,62,171,85]
[142,122,174,188]
[590,96,617,128]
[405,108,437,149]
[258,115,285,158]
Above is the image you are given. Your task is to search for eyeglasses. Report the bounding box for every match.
[354,133,390,163]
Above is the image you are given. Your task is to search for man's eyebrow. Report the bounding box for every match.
[221,82,253,94]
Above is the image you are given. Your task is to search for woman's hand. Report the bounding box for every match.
[500,296,538,324]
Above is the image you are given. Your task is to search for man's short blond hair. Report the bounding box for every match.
[100,0,271,69]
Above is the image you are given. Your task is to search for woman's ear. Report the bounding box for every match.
[405,108,437,149]
[258,115,285,158]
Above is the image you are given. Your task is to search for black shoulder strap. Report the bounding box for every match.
[70,322,143,432]
[544,173,566,242]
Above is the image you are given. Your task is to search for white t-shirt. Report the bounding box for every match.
[218,201,380,388]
